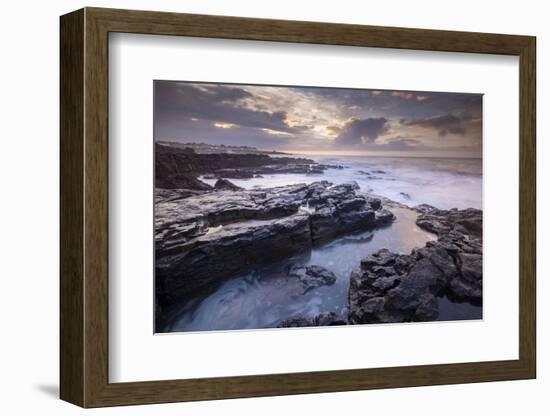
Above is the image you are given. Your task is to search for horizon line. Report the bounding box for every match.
[157,140,482,159]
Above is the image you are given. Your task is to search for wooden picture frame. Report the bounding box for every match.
[60,7,536,408]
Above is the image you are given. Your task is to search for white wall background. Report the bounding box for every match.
[0,0,545,414]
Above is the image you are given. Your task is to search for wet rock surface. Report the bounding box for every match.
[286,264,337,294]
[155,181,395,308]
[348,206,482,324]
[277,311,347,328]
[213,178,243,191]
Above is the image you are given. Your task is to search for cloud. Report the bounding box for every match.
[334,117,389,146]
[390,91,430,102]
[155,81,482,157]
[444,126,466,136]
[325,125,341,137]
[391,91,415,100]
[160,116,297,149]
[155,82,306,135]
[201,84,252,102]
[214,122,236,129]
[380,137,422,150]
[401,113,472,137]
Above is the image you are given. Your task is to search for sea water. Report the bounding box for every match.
[201,156,482,210]
[162,156,482,332]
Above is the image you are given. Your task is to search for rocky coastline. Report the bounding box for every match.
[155,143,342,189]
[155,143,483,329]
[346,205,482,324]
[278,205,482,327]
[155,180,394,308]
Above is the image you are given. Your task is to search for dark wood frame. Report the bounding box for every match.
[60,7,536,408]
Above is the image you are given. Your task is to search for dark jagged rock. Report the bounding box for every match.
[155,181,394,306]
[277,314,312,327]
[155,188,205,202]
[375,208,394,224]
[314,312,347,326]
[277,311,347,328]
[305,182,394,244]
[414,203,438,214]
[157,212,312,306]
[156,174,213,191]
[213,168,255,179]
[210,162,333,179]
[414,205,482,238]
[213,178,243,191]
[287,264,337,293]
[348,207,482,324]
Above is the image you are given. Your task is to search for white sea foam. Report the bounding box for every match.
[201,156,482,210]
[299,200,316,214]
[205,225,223,235]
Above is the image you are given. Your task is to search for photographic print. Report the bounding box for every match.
[154,81,483,333]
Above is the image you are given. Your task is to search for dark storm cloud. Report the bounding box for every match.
[201,84,253,102]
[305,88,482,121]
[445,127,467,136]
[378,137,424,151]
[401,113,475,137]
[155,82,305,134]
[334,117,389,145]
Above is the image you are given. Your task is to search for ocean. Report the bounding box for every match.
[201,155,482,210]
[162,156,482,333]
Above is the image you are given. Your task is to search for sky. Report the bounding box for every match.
[154,81,482,158]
